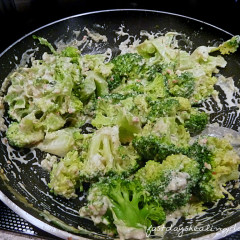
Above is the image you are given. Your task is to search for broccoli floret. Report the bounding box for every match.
[142,63,164,81]
[168,72,196,98]
[214,35,240,55]
[6,122,44,148]
[80,176,165,239]
[148,96,193,123]
[92,97,142,143]
[187,141,213,171]
[107,53,145,91]
[193,137,240,202]
[147,117,190,146]
[48,150,83,199]
[136,40,157,58]
[132,134,185,162]
[148,98,180,121]
[36,127,83,157]
[75,71,109,103]
[184,111,209,136]
[133,115,191,162]
[112,80,145,97]
[79,126,139,181]
[144,74,168,100]
[135,154,200,211]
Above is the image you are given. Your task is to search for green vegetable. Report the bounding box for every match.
[132,134,186,162]
[135,154,200,211]
[80,176,166,238]
[92,97,142,143]
[184,111,209,136]
[36,128,81,157]
[168,72,196,98]
[194,137,240,202]
[3,31,240,240]
[49,150,83,199]
[6,122,44,148]
[148,98,180,120]
[107,53,145,91]
[212,35,240,55]
[79,126,139,181]
[33,35,57,54]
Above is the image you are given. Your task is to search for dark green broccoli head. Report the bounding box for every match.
[148,98,180,121]
[107,53,145,91]
[132,134,185,162]
[184,111,209,136]
[102,177,165,233]
[168,72,195,98]
[141,63,164,81]
[187,141,213,171]
[189,137,240,203]
[135,154,200,212]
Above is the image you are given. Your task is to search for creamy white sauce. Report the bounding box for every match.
[215,75,240,108]
[18,182,38,201]
[83,27,107,43]
[41,153,58,172]
[166,171,190,192]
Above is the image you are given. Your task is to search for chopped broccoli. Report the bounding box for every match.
[142,63,164,81]
[36,128,82,157]
[184,111,209,136]
[148,98,180,121]
[41,113,66,132]
[136,40,157,58]
[92,97,142,143]
[4,32,240,239]
[107,53,145,91]
[135,154,200,211]
[112,80,145,97]
[79,126,139,181]
[148,96,194,123]
[6,122,44,148]
[132,134,185,162]
[80,176,165,239]
[193,137,240,202]
[48,150,83,199]
[168,72,196,98]
[187,141,213,171]
[213,35,240,55]
[144,74,168,100]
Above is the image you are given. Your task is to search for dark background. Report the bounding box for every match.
[0,0,239,53]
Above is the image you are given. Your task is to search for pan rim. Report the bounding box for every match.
[0,190,88,240]
[0,8,233,58]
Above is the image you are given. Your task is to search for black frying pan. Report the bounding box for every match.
[0,9,240,240]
